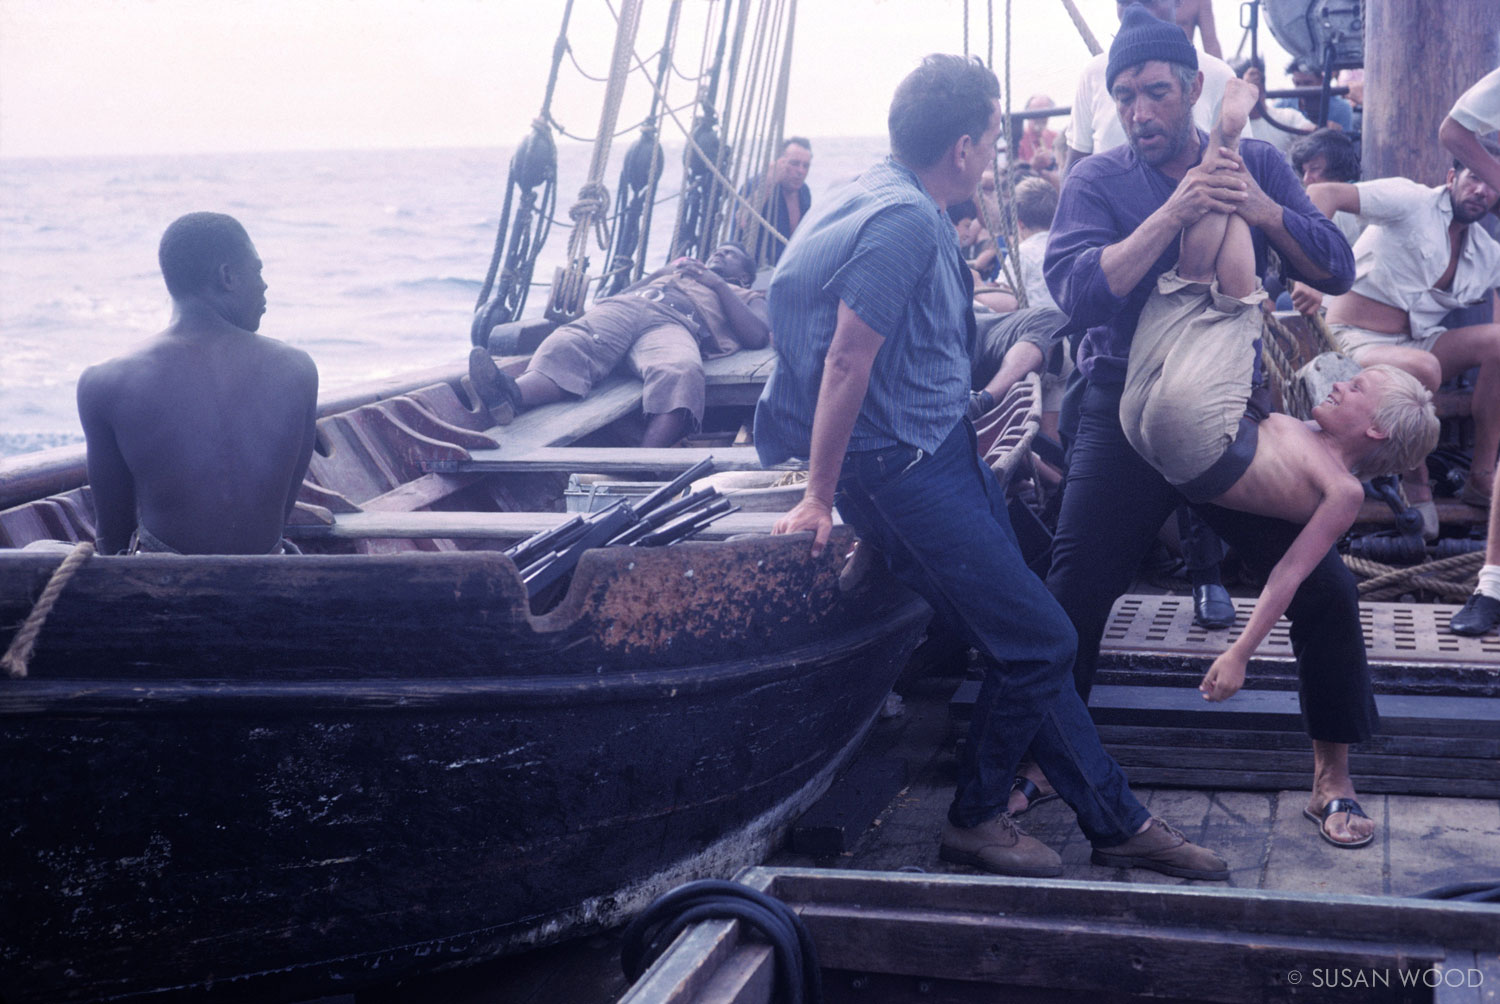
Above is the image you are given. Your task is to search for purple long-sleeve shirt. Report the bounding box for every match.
[1044,132,1354,386]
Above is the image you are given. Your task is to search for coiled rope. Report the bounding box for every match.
[2,541,94,679]
[1343,549,1482,602]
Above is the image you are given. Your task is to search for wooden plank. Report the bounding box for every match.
[448,446,781,475]
[1084,686,1500,739]
[753,868,1500,950]
[795,904,1447,1003]
[360,472,484,512]
[1094,724,1500,760]
[1100,743,1496,782]
[285,509,820,542]
[789,755,909,856]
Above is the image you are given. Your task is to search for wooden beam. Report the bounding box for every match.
[285,509,825,541]
[1364,0,1499,185]
[447,446,778,475]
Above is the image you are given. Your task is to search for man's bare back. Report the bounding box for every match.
[77,213,318,555]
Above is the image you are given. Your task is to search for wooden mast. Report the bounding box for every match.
[1362,0,1499,185]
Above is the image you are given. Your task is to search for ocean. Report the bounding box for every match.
[0,137,888,458]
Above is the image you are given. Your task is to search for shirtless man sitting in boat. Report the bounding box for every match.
[76,212,319,555]
[1121,78,1440,704]
[468,243,769,447]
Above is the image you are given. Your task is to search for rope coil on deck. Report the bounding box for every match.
[2,541,94,679]
[1343,549,1482,602]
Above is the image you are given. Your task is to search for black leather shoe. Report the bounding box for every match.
[1450,593,1500,637]
[1192,583,1236,630]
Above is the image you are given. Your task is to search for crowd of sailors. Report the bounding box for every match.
[67,1,1498,881]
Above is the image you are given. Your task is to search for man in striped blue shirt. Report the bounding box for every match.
[755,55,1227,881]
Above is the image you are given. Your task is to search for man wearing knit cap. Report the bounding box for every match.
[1043,4,1377,850]
[1064,0,1235,173]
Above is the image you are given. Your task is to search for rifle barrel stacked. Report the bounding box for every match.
[505,457,739,598]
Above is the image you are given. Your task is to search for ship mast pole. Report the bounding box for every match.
[1362,0,1498,185]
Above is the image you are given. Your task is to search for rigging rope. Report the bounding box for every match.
[545,0,645,322]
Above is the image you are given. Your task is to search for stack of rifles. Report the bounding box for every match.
[505,457,739,604]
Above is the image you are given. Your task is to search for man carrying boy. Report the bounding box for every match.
[1044,5,1380,849]
[1122,77,1439,700]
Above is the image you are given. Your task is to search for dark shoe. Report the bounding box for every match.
[1451,593,1500,637]
[1192,583,1236,630]
[1303,797,1375,849]
[1091,818,1229,880]
[940,815,1063,877]
[468,346,523,425]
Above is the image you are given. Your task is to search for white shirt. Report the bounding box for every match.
[1349,177,1500,339]
[1448,67,1500,133]
[1066,49,1234,154]
[1246,104,1315,155]
[1017,231,1058,311]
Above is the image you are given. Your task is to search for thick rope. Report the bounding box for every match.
[1343,549,1482,602]
[2,541,94,679]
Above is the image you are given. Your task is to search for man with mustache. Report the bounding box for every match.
[1043,5,1373,848]
[1308,140,1500,511]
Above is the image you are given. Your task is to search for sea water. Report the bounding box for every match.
[0,138,886,458]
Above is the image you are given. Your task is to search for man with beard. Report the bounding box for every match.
[1042,6,1375,849]
[76,212,318,555]
[468,243,768,448]
[1308,141,1500,510]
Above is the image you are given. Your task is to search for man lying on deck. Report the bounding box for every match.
[1120,76,1440,701]
[759,53,1228,881]
[468,243,768,448]
[76,212,318,555]
[1041,5,1386,850]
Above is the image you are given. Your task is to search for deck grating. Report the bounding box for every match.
[1102,594,1500,668]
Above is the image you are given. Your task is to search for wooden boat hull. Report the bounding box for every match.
[0,534,928,1002]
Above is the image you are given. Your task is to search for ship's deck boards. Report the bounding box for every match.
[1102,593,1500,669]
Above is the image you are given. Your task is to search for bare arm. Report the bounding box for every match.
[772,302,884,556]
[283,359,319,524]
[676,260,771,348]
[1306,182,1361,219]
[1440,115,1500,195]
[1200,477,1363,701]
[76,366,137,554]
[1194,1,1223,59]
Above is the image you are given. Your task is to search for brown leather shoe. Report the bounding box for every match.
[940,814,1063,877]
[1091,818,1228,880]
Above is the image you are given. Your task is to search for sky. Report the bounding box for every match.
[0,0,1293,158]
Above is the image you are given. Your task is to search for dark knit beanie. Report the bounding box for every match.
[1106,3,1198,91]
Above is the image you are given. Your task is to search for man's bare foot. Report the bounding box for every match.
[1305,790,1376,847]
[1007,763,1058,815]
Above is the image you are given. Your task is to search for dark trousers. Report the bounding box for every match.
[837,421,1148,843]
[1046,381,1377,744]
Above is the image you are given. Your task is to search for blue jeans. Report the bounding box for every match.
[1048,380,1376,743]
[836,421,1149,845]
